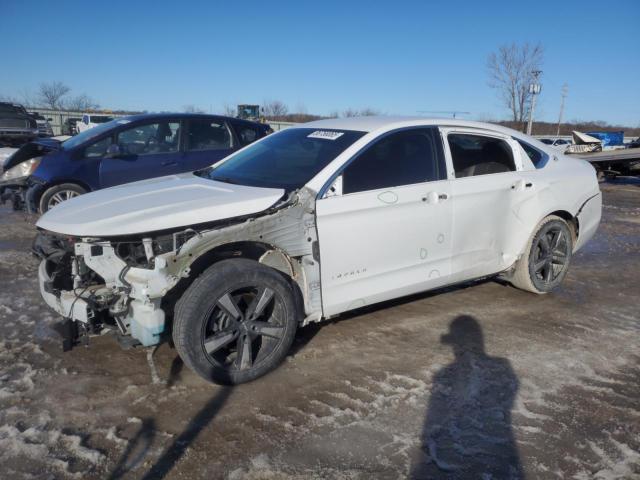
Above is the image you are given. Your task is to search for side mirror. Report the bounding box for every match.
[105,144,124,158]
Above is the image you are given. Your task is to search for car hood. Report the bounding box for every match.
[36,173,285,237]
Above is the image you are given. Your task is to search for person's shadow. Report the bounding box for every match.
[412,315,523,479]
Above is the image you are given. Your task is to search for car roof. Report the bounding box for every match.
[301,115,528,137]
[116,112,261,125]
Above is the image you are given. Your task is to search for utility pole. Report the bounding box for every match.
[556,83,568,137]
[526,70,542,136]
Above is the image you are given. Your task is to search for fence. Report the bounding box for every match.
[29,108,127,136]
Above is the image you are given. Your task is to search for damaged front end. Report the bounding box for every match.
[34,188,322,351]
[34,230,175,349]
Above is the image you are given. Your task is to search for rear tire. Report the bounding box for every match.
[509,215,573,294]
[39,183,87,213]
[173,258,299,385]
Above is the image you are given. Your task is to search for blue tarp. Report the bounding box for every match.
[586,131,625,146]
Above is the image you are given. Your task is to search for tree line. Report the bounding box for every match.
[1,81,100,112]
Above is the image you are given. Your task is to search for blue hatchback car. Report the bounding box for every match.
[0,113,272,212]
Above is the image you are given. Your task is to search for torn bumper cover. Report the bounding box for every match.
[37,238,178,348]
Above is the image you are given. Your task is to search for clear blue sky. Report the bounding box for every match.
[1,0,638,125]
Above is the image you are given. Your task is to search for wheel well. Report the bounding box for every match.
[162,241,304,327]
[548,210,579,244]
[34,179,91,204]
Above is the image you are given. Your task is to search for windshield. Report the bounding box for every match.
[201,128,366,191]
[61,118,125,150]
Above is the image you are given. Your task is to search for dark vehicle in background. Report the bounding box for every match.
[0,102,39,146]
[28,112,54,137]
[0,113,272,212]
[62,117,81,135]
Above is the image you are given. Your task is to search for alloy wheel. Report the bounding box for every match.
[201,285,286,372]
[531,224,571,288]
[47,189,80,209]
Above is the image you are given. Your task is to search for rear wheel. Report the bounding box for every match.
[509,215,573,294]
[173,259,299,385]
[39,183,87,213]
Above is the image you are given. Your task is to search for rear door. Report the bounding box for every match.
[182,118,235,171]
[315,127,452,317]
[440,128,528,281]
[99,120,181,188]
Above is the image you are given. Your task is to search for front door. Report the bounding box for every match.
[316,127,453,317]
[99,120,181,188]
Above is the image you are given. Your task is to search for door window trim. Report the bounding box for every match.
[439,127,523,179]
[317,126,447,199]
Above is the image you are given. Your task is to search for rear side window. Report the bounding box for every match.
[187,119,232,151]
[342,128,446,194]
[448,134,516,178]
[515,139,547,168]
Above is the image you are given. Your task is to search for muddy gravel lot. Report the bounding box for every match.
[0,180,639,480]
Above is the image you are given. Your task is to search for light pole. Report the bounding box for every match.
[556,83,568,137]
[526,70,542,135]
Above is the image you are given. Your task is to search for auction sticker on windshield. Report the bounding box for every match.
[307,130,344,140]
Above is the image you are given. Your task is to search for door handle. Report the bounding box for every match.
[422,192,448,203]
[161,161,178,166]
[511,180,534,191]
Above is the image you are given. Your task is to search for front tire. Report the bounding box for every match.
[39,183,87,213]
[173,259,299,385]
[509,215,573,294]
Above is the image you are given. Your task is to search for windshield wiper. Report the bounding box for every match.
[211,175,240,185]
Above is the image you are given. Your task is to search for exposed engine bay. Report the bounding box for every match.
[33,188,322,350]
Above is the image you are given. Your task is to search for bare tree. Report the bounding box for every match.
[262,100,288,119]
[182,104,205,113]
[38,81,71,109]
[358,107,379,116]
[66,94,100,112]
[487,43,544,123]
[342,107,379,117]
[342,108,359,117]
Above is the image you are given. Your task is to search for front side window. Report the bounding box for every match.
[187,119,232,151]
[85,136,113,158]
[202,128,366,191]
[342,128,445,194]
[116,122,179,155]
[448,133,516,178]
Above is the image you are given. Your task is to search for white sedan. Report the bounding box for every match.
[35,117,601,384]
